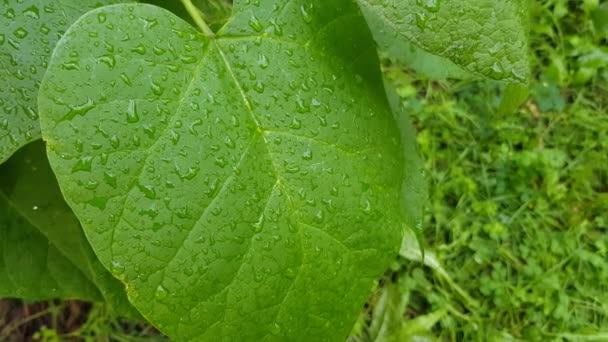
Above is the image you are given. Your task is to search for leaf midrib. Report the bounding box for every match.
[103,32,367,335]
[105,31,374,261]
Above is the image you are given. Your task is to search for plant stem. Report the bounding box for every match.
[0,307,53,338]
[181,0,214,37]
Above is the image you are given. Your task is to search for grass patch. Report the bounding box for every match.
[352,0,608,340]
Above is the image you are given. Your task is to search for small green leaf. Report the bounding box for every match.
[39,1,410,340]
[0,143,98,302]
[400,229,479,309]
[358,0,531,84]
[0,211,99,302]
[592,2,608,33]
[398,308,447,337]
[0,0,131,164]
[498,83,529,116]
[384,79,425,233]
[0,142,136,316]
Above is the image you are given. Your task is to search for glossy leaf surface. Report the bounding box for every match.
[39,1,408,340]
[0,0,129,164]
[359,0,530,84]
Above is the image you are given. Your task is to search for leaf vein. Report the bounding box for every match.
[108,42,214,260]
[157,133,258,279]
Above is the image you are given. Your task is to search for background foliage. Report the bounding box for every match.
[353,0,608,340]
[1,0,607,340]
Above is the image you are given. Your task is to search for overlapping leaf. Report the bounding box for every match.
[0,142,136,317]
[39,1,409,340]
[358,0,530,84]
[0,0,130,164]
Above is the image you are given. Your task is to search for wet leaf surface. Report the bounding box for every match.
[39,1,413,340]
[359,0,530,84]
[0,0,131,164]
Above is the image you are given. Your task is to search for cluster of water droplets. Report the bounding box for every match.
[32,1,411,339]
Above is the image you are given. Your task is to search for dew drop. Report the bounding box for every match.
[270,323,282,335]
[131,43,146,55]
[62,62,79,70]
[417,0,441,12]
[285,267,296,279]
[302,149,312,160]
[23,106,38,120]
[13,27,28,39]
[104,172,117,188]
[72,156,93,173]
[98,55,116,68]
[138,183,156,199]
[155,285,168,299]
[111,261,125,275]
[109,135,120,149]
[415,12,427,29]
[39,24,50,35]
[491,62,505,79]
[258,54,269,69]
[300,5,313,23]
[289,117,302,129]
[224,136,235,148]
[285,164,300,174]
[64,98,95,120]
[97,12,107,23]
[150,80,164,95]
[295,97,310,113]
[120,72,131,86]
[126,100,139,123]
[23,6,40,19]
[248,14,263,32]
[253,214,265,233]
[152,46,166,55]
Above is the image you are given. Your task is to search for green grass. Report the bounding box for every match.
[352,0,608,341]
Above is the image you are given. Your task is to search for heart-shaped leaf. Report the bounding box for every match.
[0,0,132,165]
[39,1,408,340]
[0,142,135,317]
[358,0,530,84]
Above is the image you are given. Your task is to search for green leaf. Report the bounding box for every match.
[0,213,99,302]
[0,142,136,317]
[592,2,608,33]
[398,308,447,338]
[400,229,479,309]
[358,0,531,84]
[498,83,529,116]
[0,143,99,301]
[384,79,425,232]
[39,2,408,340]
[0,0,131,165]
[381,36,472,81]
